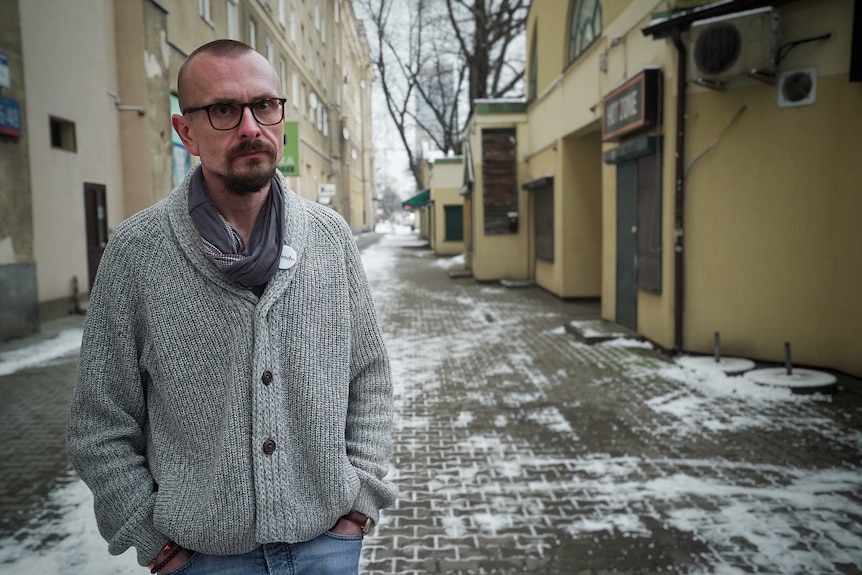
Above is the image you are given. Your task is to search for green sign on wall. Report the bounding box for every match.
[278,121,299,177]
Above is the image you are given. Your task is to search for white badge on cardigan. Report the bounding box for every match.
[279,245,298,270]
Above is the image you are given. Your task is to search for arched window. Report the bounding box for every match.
[568,0,602,63]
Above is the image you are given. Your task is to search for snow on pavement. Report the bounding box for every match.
[1,225,860,574]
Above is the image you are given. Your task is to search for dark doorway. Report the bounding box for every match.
[84,183,108,290]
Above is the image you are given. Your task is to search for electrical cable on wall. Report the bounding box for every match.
[684,105,747,178]
[777,33,833,66]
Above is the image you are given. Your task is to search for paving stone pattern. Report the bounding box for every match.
[1,233,861,575]
[0,359,78,539]
[358,235,862,575]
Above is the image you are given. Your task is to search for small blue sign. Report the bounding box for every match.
[0,52,9,88]
[0,97,22,138]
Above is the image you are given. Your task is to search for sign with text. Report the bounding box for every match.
[0,96,22,138]
[0,53,9,88]
[278,121,299,177]
[602,69,663,142]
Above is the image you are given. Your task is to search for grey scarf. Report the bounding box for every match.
[188,168,284,287]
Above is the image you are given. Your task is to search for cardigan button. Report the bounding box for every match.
[262,371,273,385]
[262,439,277,455]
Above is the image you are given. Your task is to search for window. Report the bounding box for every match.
[528,24,538,101]
[533,186,554,261]
[321,13,327,43]
[249,20,256,50]
[481,128,518,235]
[309,91,318,124]
[280,59,287,98]
[335,1,340,23]
[50,116,76,152]
[198,0,212,23]
[314,1,320,31]
[444,206,464,241]
[290,9,297,43]
[291,72,299,107]
[301,24,305,58]
[524,176,554,260]
[278,0,286,28]
[266,37,275,64]
[568,0,601,63]
[227,0,240,39]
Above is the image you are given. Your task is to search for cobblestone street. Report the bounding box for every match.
[358,232,862,575]
[1,230,861,574]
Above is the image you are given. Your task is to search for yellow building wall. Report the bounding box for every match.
[683,0,861,375]
[530,133,602,299]
[525,0,860,375]
[560,131,603,298]
[468,114,530,282]
[429,160,465,256]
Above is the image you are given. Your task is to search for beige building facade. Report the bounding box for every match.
[426,157,465,257]
[0,0,378,338]
[465,0,862,378]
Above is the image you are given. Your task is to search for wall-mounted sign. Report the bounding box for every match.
[318,183,336,197]
[602,68,663,142]
[278,121,299,177]
[0,53,10,88]
[0,97,22,138]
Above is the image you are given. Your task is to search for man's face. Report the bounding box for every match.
[172,51,284,196]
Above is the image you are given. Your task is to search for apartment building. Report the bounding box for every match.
[0,0,377,339]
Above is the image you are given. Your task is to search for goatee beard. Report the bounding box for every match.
[223,165,277,196]
[224,141,278,195]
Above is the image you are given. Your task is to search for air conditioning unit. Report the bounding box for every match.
[777,67,817,107]
[689,7,780,88]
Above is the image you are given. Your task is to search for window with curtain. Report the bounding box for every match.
[568,0,601,63]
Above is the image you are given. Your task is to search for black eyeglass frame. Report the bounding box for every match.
[182,98,288,131]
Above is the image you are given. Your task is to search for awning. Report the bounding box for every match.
[402,188,430,210]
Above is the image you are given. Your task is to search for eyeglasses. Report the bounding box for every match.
[182,98,287,131]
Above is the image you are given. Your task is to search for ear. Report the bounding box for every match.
[172,113,200,157]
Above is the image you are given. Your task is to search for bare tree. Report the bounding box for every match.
[355,0,527,192]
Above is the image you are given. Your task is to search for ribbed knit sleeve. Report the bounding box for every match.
[335,212,397,519]
[67,207,170,566]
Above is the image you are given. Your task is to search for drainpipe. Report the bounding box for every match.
[671,28,687,352]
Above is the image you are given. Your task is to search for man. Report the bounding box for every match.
[67,39,396,574]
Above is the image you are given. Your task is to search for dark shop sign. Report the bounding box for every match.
[602,68,662,142]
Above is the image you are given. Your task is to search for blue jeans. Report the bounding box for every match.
[162,533,363,575]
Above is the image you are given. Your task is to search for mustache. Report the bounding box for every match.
[228,140,275,161]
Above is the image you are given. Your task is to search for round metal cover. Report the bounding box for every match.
[677,355,755,376]
[695,23,742,75]
[744,368,837,394]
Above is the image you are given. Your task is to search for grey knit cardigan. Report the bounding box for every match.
[67,166,397,566]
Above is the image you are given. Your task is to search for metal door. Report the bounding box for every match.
[616,161,637,329]
[84,183,108,290]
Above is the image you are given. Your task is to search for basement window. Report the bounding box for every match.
[50,116,76,152]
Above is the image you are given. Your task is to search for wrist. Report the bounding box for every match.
[341,509,375,535]
[147,541,182,573]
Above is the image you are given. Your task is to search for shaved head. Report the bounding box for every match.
[177,39,256,110]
